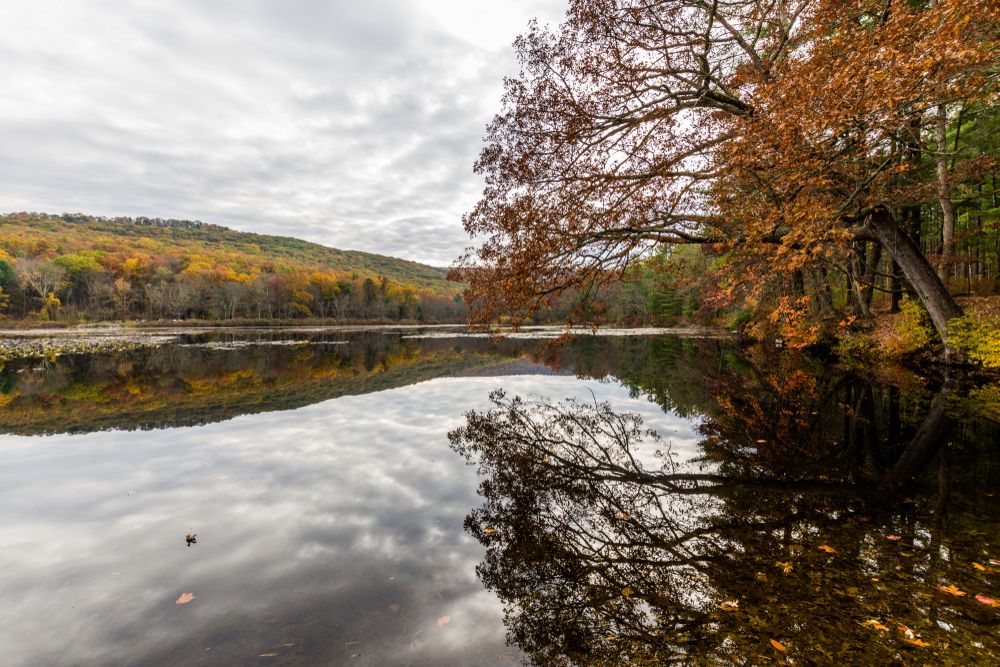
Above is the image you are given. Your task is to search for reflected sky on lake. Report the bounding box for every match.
[0,372,699,666]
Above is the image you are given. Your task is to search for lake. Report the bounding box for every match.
[0,327,997,665]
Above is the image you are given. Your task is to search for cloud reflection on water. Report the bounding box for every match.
[0,374,698,666]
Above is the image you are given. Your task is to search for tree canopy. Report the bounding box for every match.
[452,0,1000,350]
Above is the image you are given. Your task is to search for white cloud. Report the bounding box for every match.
[0,0,566,265]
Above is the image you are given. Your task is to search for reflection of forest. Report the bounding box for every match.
[451,342,1000,665]
[0,334,520,435]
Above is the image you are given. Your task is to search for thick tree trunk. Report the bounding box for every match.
[867,207,963,353]
[935,104,957,283]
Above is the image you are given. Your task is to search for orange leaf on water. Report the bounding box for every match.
[770,639,786,652]
[175,592,195,605]
[818,545,836,553]
[862,619,889,632]
[886,535,901,541]
[975,595,998,607]
[972,562,987,571]
[904,638,931,648]
[436,615,451,627]
[937,584,966,597]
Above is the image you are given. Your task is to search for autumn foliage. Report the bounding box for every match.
[0,213,465,322]
[453,0,1000,349]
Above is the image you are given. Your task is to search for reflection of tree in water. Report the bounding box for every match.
[451,377,1000,665]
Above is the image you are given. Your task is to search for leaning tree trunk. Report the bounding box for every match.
[867,207,963,356]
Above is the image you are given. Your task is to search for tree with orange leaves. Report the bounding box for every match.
[453,0,999,354]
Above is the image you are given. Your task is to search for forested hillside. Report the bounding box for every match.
[0,212,465,322]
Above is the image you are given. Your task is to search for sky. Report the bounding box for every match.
[0,0,566,266]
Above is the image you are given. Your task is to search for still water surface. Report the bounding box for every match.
[0,328,996,665]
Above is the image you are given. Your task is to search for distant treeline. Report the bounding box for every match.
[0,212,467,322]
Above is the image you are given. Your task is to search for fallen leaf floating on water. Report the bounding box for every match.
[616,513,631,521]
[185,533,197,546]
[175,592,195,605]
[990,559,1000,566]
[775,561,793,573]
[719,600,740,612]
[259,653,278,657]
[389,603,401,613]
[482,528,496,534]
[897,624,915,639]
[972,562,987,571]
[621,587,635,597]
[975,595,998,607]
[904,638,931,648]
[818,545,836,553]
[436,615,451,627]
[862,619,890,632]
[769,639,786,652]
[938,584,966,597]
[886,535,901,541]
[755,439,768,443]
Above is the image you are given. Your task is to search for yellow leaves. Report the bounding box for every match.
[818,545,836,554]
[862,619,889,632]
[482,528,497,534]
[719,599,740,612]
[972,562,987,571]
[769,639,786,652]
[175,592,195,605]
[621,587,635,597]
[937,584,966,597]
[775,561,793,574]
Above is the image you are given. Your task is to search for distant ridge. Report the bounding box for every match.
[0,212,463,322]
[0,211,451,289]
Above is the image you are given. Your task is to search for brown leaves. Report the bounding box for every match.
[175,592,195,605]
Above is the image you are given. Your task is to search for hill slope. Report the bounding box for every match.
[0,212,464,322]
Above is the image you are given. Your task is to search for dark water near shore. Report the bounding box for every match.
[0,328,997,665]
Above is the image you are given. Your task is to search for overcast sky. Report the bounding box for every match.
[0,0,566,266]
